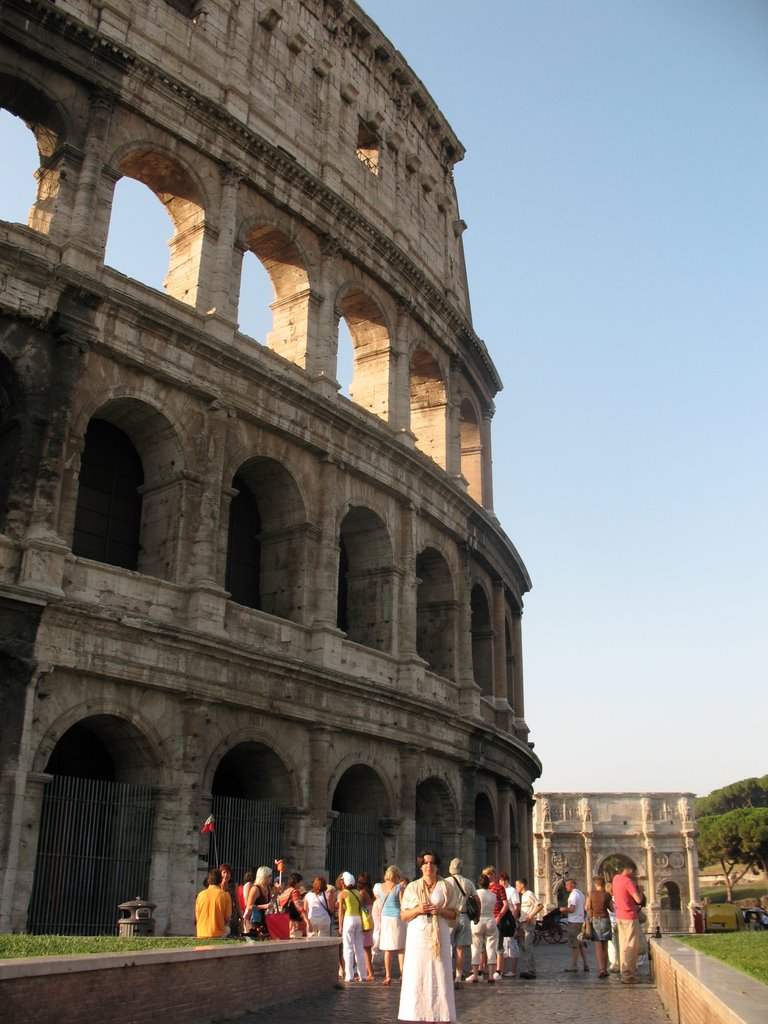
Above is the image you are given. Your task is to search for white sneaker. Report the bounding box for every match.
[503,971,515,978]
[465,975,477,984]
[493,972,503,981]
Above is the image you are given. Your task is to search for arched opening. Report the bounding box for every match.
[241,224,310,367]
[410,347,446,467]
[108,150,205,307]
[474,792,496,879]
[72,419,143,571]
[460,397,483,503]
[237,250,276,342]
[415,778,454,865]
[0,107,40,225]
[0,79,68,234]
[329,764,388,881]
[71,401,184,582]
[336,506,394,651]
[659,880,681,911]
[206,742,289,880]
[225,458,307,623]
[337,317,354,397]
[598,853,637,883]
[415,547,455,679]
[28,716,155,934]
[471,583,493,697]
[104,177,174,293]
[338,289,391,420]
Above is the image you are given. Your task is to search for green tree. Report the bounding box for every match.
[698,806,768,902]
[698,810,754,902]
[696,775,768,818]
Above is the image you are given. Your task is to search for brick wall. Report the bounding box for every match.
[1,939,340,1024]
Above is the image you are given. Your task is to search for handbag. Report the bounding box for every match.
[582,917,593,940]
[497,909,517,938]
[452,875,480,924]
[360,904,373,931]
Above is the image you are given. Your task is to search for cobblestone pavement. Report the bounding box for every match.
[224,939,671,1024]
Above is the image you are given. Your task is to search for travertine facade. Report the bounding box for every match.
[0,0,540,934]
[533,793,700,933]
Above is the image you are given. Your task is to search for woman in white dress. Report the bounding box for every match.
[398,850,458,1024]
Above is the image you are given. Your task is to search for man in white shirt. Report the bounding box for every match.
[515,877,542,979]
[559,878,590,972]
[499,871,520,978]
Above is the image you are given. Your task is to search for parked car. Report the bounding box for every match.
[742,907,768,930]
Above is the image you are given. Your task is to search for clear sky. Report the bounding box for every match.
[2,1,766,799]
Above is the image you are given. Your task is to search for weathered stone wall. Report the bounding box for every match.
[0,0,540,935]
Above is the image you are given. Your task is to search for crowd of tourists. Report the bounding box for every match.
[194,852,648,1023]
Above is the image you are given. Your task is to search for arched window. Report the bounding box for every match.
[471,583,493,697]
[338,289,391,420]
[104,177,174,292]
[410,348,446,467]
[0,107,39,225]
[337,506,393,651]
[72,419,143,570]
[237,250,276,342]
[460,397,483,503]
[106,151,205,307]
[415,547,455,679]
[225,458,307,623]
[240,225,310,367]
[225,473,262,608]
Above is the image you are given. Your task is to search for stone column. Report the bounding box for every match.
[306,235,343,396]
[481,403,495,512]
[390,299,416,441]
[509,609,527,738]
[207,165,241,321]
[19,294,92,595]
[64,90,115,253]
[309,455,345,664]
[445,356,463,479]
[583,835,593,888]
[397,747,420,872]
[492,580,507,705]
[306,725,333,874]
[185,402,233,632]
[460,766,477,871]
[497,782,511,873]
[644,837,658,933]
[683,833,699,933]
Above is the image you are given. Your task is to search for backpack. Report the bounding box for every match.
[285,890,303,922]
[452,875,480,924]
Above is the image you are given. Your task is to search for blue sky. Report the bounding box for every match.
[2,1,766,798]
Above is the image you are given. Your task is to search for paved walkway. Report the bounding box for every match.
[230,940,671,1024]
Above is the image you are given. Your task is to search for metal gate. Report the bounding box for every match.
[28,775,154,935]
[206,794,283,884]
[328,812,380,882]
[415,822,442,860]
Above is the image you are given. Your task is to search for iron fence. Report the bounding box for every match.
[28,775,154,935]
[206,794,283,885]
[328,812,380,883]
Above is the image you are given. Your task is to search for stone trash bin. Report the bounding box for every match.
[117,897,156,937]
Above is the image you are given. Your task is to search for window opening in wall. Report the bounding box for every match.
[237,250,275,342]
[72,419,143,570]
[0,108,39,225]
[356,119,380,176]
[337,317,354,397]
[104,177,172,291]
[336,534,349,632]
[225,473,262,609]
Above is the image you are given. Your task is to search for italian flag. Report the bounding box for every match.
[200,815,215,834]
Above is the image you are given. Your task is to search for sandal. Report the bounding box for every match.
[382,978,392,986]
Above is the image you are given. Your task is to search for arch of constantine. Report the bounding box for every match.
[533,792,700,933]
[0,0,540,934]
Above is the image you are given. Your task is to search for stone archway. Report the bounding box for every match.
[329,764,389,882]
[28,715,156,935]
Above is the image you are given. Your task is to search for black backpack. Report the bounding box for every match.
[286,891,303,922]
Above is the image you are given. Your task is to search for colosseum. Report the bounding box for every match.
[0,0,540,934]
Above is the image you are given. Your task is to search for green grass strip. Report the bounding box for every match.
[677,933,768,986]
[0,935,235,960]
